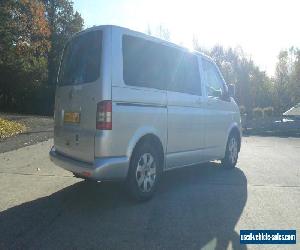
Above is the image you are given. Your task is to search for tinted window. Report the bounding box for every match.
[167,50,201,95]
[122,35,201,95]
[122,35,166,90]
[58,30,102,86]
[202,59,224,97]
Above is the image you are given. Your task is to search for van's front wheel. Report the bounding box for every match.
[126,142,161,201]
[221,133,239,169]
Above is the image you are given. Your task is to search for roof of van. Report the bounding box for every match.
[76,25,212,60]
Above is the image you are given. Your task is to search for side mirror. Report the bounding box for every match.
[212,89,223,98]
[228,84,235,98]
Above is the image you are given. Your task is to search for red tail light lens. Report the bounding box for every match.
[96,100,112,130]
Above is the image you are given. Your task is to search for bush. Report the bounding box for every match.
[253,107,264,118]
[0,82,55,116]
[239,105,246,115]
[263,107,274,117]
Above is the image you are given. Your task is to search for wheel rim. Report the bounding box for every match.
[228,137,238,164]
[136,153,157,192]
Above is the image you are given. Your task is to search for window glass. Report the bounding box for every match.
[122,35,201,95]
[167,50,201,95]
[202,59,224,97]
[58,30,102,86]
[122,35,166,90]
[166,48,185,91]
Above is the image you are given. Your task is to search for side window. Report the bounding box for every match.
[167,50,201,96]
[202,59,224,98]
[122,34,201,95]
[184,54,201,95]
[122,35,166,90]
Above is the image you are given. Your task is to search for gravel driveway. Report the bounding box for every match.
[0,113,53,153]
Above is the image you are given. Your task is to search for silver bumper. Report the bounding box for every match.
[49,146,129,181]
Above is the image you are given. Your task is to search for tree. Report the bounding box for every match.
[274,50,290,113]
[193,44,274,114]
[291,51,300,104]
[44,0,84,85]
[0,0,50,111]
[273,47,300,113]
[0,0,83,114]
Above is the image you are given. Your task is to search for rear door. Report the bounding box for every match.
[54,30,104,163]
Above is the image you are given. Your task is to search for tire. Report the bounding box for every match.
[221,133,239,169]
[126,141,162,201]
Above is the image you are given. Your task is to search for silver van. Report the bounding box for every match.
[50,25,241,200]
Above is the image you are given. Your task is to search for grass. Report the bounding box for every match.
[0,118,26,139]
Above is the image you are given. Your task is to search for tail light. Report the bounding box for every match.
[96,100,112,130]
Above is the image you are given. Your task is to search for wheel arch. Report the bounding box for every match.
[227,124,242,152]
[127,133,165,171]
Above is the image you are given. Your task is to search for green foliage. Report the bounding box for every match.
[272,47,300,115]
[44,0,84,85]
[196,45,273,112]
[194,43,299,116]
[0,2,299,117]
[253,107,264,118]
[0,0,51,113]
[0,0,83,115]
[263,107,274,117]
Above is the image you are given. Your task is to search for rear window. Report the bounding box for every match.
[122,35,201,95]
[58,30,102,86]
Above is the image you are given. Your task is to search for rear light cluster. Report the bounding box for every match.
[96,100,112,130]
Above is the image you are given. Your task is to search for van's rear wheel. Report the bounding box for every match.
[221,133,239,169]
[127,142,161,201]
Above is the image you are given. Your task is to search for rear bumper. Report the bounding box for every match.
[49,146,129,181]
